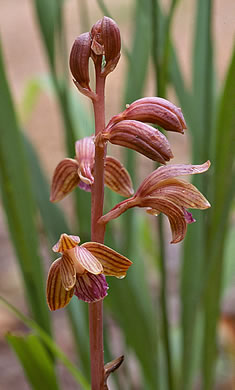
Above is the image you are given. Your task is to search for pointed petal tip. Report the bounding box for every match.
[52,234,80,253]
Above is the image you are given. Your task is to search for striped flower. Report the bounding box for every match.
[50,136,133,202]
[99,161,211,244]
[46,234,132,310]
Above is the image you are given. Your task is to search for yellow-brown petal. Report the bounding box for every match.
[136,161,211,198]
[50,158,79,202]
[104,156,134,197]
[75,246,103,274]
[53,234,81,253]
[151,178,211,209]
[103,120,173,164]
[60,254,76,290]
[46,258,74,311]
[81,242,132,277]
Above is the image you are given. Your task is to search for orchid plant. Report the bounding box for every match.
[46,17,210,389]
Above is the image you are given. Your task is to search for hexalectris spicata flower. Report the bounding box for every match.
[47,234,132,310]
[50,136,134,202]
[99,161,211,243]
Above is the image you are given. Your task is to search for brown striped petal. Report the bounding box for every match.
[74,273,108,303]
[75,136,95,185]
[150,178,211,209]
[46,258,74,311]
[103,120,173,164]
[91,17,121,76]
[101,17,121,65]
[50,158,79,202]
[53,234,80,253]
[136,161,211,198]
[99,197,138,225]
[104,156,134,197]
[60,254,76,290]
[75,246,103,274]
[70,33,91,88]
[142,197,187,243]
[81,242,132,277]
[108,97,186,133]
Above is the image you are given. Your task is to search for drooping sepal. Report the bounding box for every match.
[50,158,79,202]
[46,258,74,311]
[104,156,134,197]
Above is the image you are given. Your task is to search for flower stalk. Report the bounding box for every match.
[90,56,106,389]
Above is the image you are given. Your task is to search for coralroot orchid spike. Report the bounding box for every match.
[46,234,132,310]
[47,14,211,390]
[99,161,211,243]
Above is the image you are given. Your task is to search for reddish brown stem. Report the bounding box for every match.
[89,58,106,390]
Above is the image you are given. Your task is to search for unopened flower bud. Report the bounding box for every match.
[102,119,173,164]
[91,16,121,75]
[69,33,96,99]
[108,97,187,133]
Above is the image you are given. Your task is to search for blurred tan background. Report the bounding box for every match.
[0,0,234,389]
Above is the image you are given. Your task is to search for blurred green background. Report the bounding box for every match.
[0,0,234,389]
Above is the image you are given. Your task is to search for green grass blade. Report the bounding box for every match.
[0,42,51,334]
[192,0,214,156]
[202,44,235,390]
[123,0,151,106]
[7,333,61,390]
[1,297,90,390]
[180,1,214,388]
[33,0,59,69]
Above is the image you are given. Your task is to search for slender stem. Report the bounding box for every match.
[89,57,106,390]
